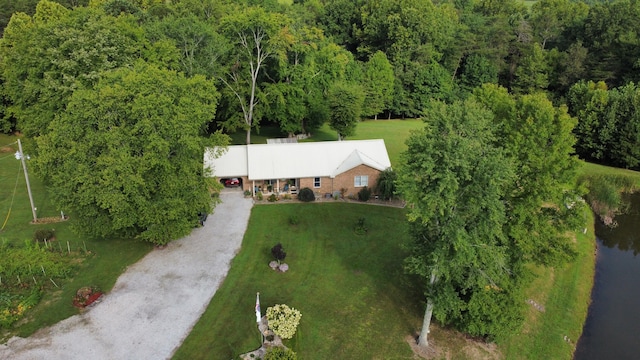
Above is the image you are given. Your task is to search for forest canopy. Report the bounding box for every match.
[1,0,639,168]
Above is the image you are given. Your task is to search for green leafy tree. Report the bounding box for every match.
[473,84,580,266]
[580,0,640,86]
[145,13,227,77]
[397,99,517,346]
[606,83,640,169]
[33,62,228,245]
[529,0,588,49]
[567,80,611,162]
[511,43,549,95]
[327,81,364,140]
[362,51,394,120]
[0,2,146,138]
[458,54,499,94]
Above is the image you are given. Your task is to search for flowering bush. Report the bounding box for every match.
[266,304,302,339]
[0,289,40,328]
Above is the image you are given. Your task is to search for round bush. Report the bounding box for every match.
[297,187,315,202]
[33,228,55,242]
[357,186,371,201]
[266,304,302,339]
[264,346,297,360]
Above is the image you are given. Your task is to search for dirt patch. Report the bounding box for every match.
[406,330,502,360]
[31,216,69,225]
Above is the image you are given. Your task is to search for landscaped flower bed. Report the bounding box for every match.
[72,286,103,308]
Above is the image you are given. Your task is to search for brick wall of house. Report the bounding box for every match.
[299,176,332,195]
[331,164,382,198]
[296,165,383,198]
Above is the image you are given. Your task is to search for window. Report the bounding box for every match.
[313,177,321,188]
[354,175,368,187]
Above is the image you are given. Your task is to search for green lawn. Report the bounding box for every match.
[0,134,152,342]
[579,161,640,185]
[228,119,424,166]
[173,203,424,360]
[499,211,596,359]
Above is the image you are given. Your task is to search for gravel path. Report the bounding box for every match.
[0,191,253,360]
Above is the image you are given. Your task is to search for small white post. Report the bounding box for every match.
[255,292,261,323]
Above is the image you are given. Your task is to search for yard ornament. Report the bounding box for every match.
[255,292,261,323]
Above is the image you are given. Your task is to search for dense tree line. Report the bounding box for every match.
[2,0,639,166]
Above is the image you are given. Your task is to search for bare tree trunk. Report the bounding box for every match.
[418,297,434,347]
[417,268,437,348]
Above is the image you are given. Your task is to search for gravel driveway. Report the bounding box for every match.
[0,190,253,360]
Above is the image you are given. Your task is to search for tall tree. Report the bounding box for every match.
[567,80,611,163]
[145,13,227,77]
[608,83,640,169]
[33,62,228,245]
[327,81,364,140]
[473,84,580,266]
[218,7,291,144]
[511,42,549,94]
[580,0,640,86]
[0,1,147,138]
[398,99,517,346]
[362,51,394,120]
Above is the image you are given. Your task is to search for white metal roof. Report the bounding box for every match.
[203,145,247,178]
[205,139,391,180]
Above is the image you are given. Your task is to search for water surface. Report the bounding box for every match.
[574,193,640,360]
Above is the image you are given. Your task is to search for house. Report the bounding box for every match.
[204,139,392,198]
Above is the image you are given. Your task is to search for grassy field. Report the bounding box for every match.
[499,211,596,359]
[173,203,424,359]
[228,119,424,166]
[580,161,640,186]
[0,134,152,342]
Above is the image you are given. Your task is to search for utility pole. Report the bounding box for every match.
[17,139,37,222]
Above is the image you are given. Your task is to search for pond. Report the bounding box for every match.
[574,193,640,360]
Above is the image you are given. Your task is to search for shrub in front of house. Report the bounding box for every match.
[298,187,315,202]
[375,168,397,200]
[268,194,278,202]
[357,186,371,201]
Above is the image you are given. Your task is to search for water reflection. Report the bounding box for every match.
[574,192,640,360]
[595,193,640,255]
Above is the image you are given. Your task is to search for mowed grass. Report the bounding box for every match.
[173,203,424,360]
[0,134,152,342]
[228,119,424,166]
[499,211,596,359]
[580,161,640,186]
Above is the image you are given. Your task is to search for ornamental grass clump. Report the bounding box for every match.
[266,304,302,339]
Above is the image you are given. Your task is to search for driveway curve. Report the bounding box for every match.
[0,190,253,360]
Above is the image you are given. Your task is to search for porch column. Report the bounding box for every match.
[277,179,280,194]
[252,180,255,197]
